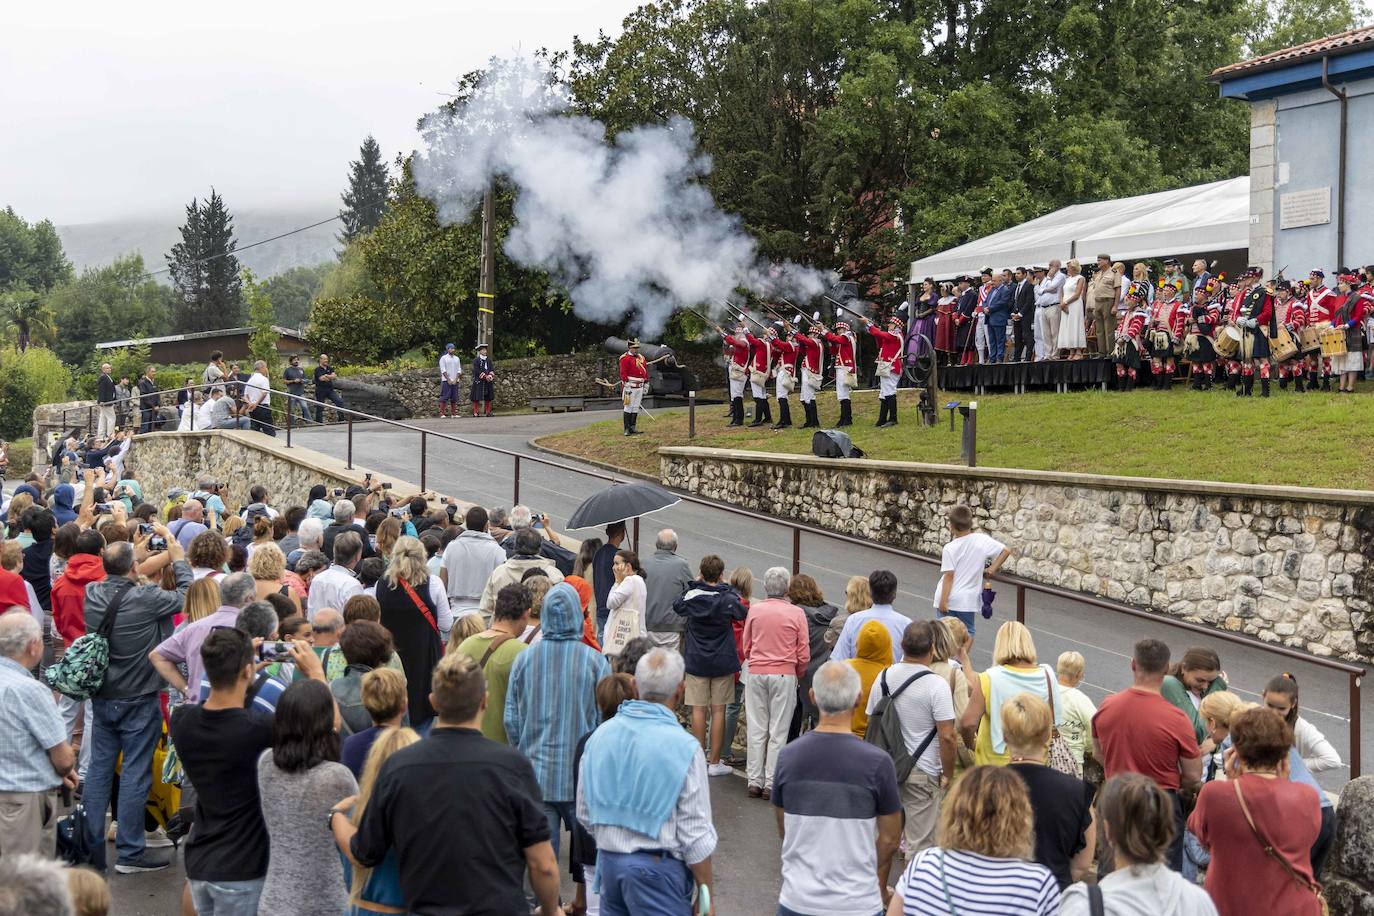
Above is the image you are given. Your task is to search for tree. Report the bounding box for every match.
[0,207,72,293]
[263,263,332,329]
[0,345,71,439]
[242,268,281,374]
[167,189,242,332]
[46,254,173,365]
[1246,0,1370,56]
[338,136,390,244]
[0,287,54,351]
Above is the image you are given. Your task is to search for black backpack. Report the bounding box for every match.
[864,669,936,782]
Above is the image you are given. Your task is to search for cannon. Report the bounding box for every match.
[603,337,699,396]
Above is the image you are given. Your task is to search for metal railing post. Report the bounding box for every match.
[1016,584,1026,624]
[513,456,521,506]
[87,406,93,435]
[791,528,801,575]
[420,432,427,492]
[284,396,291,447]
[346,417,353,469]
[689,390,696,439]
[633,516,641,553]
[1352,672,1363,779]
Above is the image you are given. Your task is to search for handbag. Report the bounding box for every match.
[45,580,131,701]
[1042,670,1082,777]
[1233,780,1329,916]
[602,605,640,656]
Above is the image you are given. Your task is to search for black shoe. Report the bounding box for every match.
[1261,378,1271,398]
[748,398,766,427]
[800,402,817,428]
[772,400,792,429]
[1280,376,1289,389]
[114,848,174,874]
[728,397,743,426]
[1244,376,1254,397]
[1235,379,1245,397]
[837,400,852,427]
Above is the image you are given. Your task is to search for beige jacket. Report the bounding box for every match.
[479,556,565,614]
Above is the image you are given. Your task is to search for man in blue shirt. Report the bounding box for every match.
[983,269,1014,363]
[828,569,908,664]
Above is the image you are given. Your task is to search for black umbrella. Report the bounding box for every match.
[566,481,681,530]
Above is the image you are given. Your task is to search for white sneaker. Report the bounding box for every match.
[144,827,174,849]
[707,762,734,777]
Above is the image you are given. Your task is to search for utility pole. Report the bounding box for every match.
[477,185,496,350]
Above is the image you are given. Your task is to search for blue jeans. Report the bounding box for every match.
[545,800,576,861]
[83,693,163,870]
[937,608,978,637]
[598,850,694,916]
[287,393,313,423]
[987,323,1008,362]
[189,878,265,915]
[720,680,744,759]
[314,389,346,423]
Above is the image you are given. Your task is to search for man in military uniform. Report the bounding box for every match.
[1230,267,1275,397]
[1185,281,1220,391]
[795,322,824,428]
[619,338,649,436]
[1114,283,1150,391]
[862,314,904,426]
[719,321,752,427]
[744,322,774,428]
[1148,278,1185,389]
[770,323,798,430]
[470,343,495,416]
[1304,269,1337,391]
[823,320,858,427]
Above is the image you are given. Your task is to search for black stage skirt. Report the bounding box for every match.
[939,357,1114,390]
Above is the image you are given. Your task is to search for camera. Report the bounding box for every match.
[148,535,168,552]
[381,482,392,490]
[258,641,293,662]
[94,502,112,513]
[332,487,344,497]
[138,522,154,536]
[390,507,409,518]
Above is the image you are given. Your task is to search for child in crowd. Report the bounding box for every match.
[935,504,1012,637]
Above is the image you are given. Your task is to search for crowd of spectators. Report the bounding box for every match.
[0,466,1348,915]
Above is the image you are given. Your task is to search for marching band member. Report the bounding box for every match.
[1233,267,1276,398]
[1114,283,1149,391]
[1186,282,1220,390]
[618,338,649,436]
[1273,281,1307,392]
[862,315,905,427]
[1148,278,1185,389]
[824,320,858,427]
[719,321,752,427]
[1305,270,1337,391]
[745,322,774,428]
[795,322,824,428]
[1332,271,1370,393]
[770,323,798,429]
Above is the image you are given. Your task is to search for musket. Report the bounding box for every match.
[778,298,823,329]
[754,300,793,328]
[823,294,872,325]
[721,301,769,331]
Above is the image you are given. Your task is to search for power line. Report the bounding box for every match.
[143,214,341,279]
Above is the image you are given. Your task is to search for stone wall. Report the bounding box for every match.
[659,447,1374,661]
[1327,776,1374,914]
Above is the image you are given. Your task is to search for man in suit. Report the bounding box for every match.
[983,270,1014,363]
[954,276,979,365]
[1011,267,1037,361]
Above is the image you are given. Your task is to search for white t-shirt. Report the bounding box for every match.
[935,532,1006,613]
[865,663,955,778]
[439,353,463,382]
[244,372,270,409]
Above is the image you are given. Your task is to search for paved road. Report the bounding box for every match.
[105,408,1366,915]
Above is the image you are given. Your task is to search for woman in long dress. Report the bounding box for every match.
[909,278,939,366]
[1059,259,1088,360]
[935,282,957,363]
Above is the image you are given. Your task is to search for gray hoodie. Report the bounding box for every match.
[1060,864,1218,916]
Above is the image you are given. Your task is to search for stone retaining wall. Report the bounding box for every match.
[659,447,1374,661]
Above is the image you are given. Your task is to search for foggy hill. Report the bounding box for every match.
[57,207,340,279]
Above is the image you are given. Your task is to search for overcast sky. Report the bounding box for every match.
[1,1,638,225]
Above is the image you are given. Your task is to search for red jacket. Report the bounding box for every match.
[772,336,797,373]
[796,334,823,373]
[745,333,772,374]
[0,568,29,613]
[52,553,107,646]
[724,334,750,368]
[1308,286,1337,324]
[824,330,856,370]
[868,325,903,373]
[619,351,648,384]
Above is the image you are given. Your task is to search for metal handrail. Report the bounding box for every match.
[60,381,1366,776]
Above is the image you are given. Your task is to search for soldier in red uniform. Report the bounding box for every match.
[744,324,774,428]
[770,323,798,430]
[1185,281,1221,391]
[1114,283,1149,391]
[1332,271,1370,392]
[719,321,752,427]
[618,338,650,435]
[1304,270,1337,390]
[862,315,904,427]
[823,321,857,427]
[1148,278,1186,389]
[794,323,824,428]
[1274,280,1307,391]
[1232,267,1276,397]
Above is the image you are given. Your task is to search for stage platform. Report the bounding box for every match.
[938,357,1116,393]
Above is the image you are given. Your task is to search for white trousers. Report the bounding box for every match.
[96,405,116,438]
[775,372,794,400]
[835,370,853,400]
[728,377,746,399]
[750,381,767,399]
[879,373,898,397]
[745,673,797,790]
[59,696,93,780]
[1036,306,1061,358]
[974,313,988,363]
[622,384,644,414]
[800,370,820,403]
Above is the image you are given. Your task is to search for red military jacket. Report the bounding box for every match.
[868,324,903,374]
[772,336,798,374]
[795,334,823,374]
[824,330,856,370]
[1120,307,1148,342]
[619,351,648,384]
[723,333,751,368]
[1285,297,1309,330]
[1151,295,1184,336]
[745,333,772,374]
[1307,286,1337,324]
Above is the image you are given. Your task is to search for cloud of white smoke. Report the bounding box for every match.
[413,55,833,337]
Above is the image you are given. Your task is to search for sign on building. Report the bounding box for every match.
[1279,187,1331,230]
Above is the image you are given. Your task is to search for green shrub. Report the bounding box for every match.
[0,346,73,440]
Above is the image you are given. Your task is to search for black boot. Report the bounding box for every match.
[1235,374,1245,397]
[800,401,817,428]
[1191,372,1203,391]
[748,398,766,427]
[1244,375,1254,397]
[1163,371,1172,391]
[1294,374,1305,393]
[1126,373,1135,392]
[1279,375,1289,389]
[886,395,899,425]
[837,399,852,427]
[1308,370,1320,391]
[761,399,773,424]
[623,412,633,436]
[773,399,793,429]
[875,396,888,427]
[728,397,744,426]
[1323,374,1332,391]
[1261,377,1271,398]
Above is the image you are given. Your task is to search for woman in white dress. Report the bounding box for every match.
[1059,259,1088,359]
[603,548,647,657]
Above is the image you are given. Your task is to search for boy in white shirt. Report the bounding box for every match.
[934,504,1011,637]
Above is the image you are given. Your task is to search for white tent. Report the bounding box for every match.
[908,177,1249,281]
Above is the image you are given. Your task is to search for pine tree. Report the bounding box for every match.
[338,135,390,243]
[243,268,280,374]
[167,189,242,332]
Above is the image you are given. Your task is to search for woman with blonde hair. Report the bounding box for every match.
[930,617,973,767]
[220,513,245,542]
[336,726,420,915]
[957,620,1064,766]
[887,766,1059,915]
[1002,692,1096,888]
[249,541,302,612]
[826,574,872,646]
[375,536,449,730]
[1055,650,1098,771]
[445,613,485,654]
[374,517,402,565]
[180,576,222,626]
[1059,259,1088,359]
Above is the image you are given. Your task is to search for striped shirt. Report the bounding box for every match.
[893,848,1059,915]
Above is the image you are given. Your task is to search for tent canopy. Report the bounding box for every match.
[908,177,1249,281]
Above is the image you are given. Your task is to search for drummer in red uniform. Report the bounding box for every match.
[718,320,752,427]
[1114,283,1150,391]
[1274,280,1307,392]
[619,338,650,436]
[1233,267,1276,397]
[860,315,905,427]
[795,322,824,429]
[1148,278,1186,389]
[1305,269,1337,391]
[823,320,858,427]
[1185,280,1221,391]
[770,322,799,430]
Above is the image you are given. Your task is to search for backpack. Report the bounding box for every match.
[56,801,96,865]
[44,581,131,701]
[864,669,936,782]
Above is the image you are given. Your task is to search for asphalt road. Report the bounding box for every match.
[103,406,1367,915]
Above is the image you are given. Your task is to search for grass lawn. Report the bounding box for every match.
[535,388,1374,490]
[2,437,33,479]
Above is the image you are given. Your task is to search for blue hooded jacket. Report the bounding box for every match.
[52,485,78,525]
[505,583,611,802]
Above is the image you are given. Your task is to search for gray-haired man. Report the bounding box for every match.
[641,528,692,651]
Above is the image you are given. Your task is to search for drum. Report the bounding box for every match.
[1319,326,1349,358]
[1300,324,1326,353]
[1213,325,1242,358]
[1268,325,1298,362]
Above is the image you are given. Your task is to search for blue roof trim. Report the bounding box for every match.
[1218,47,1374,99]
